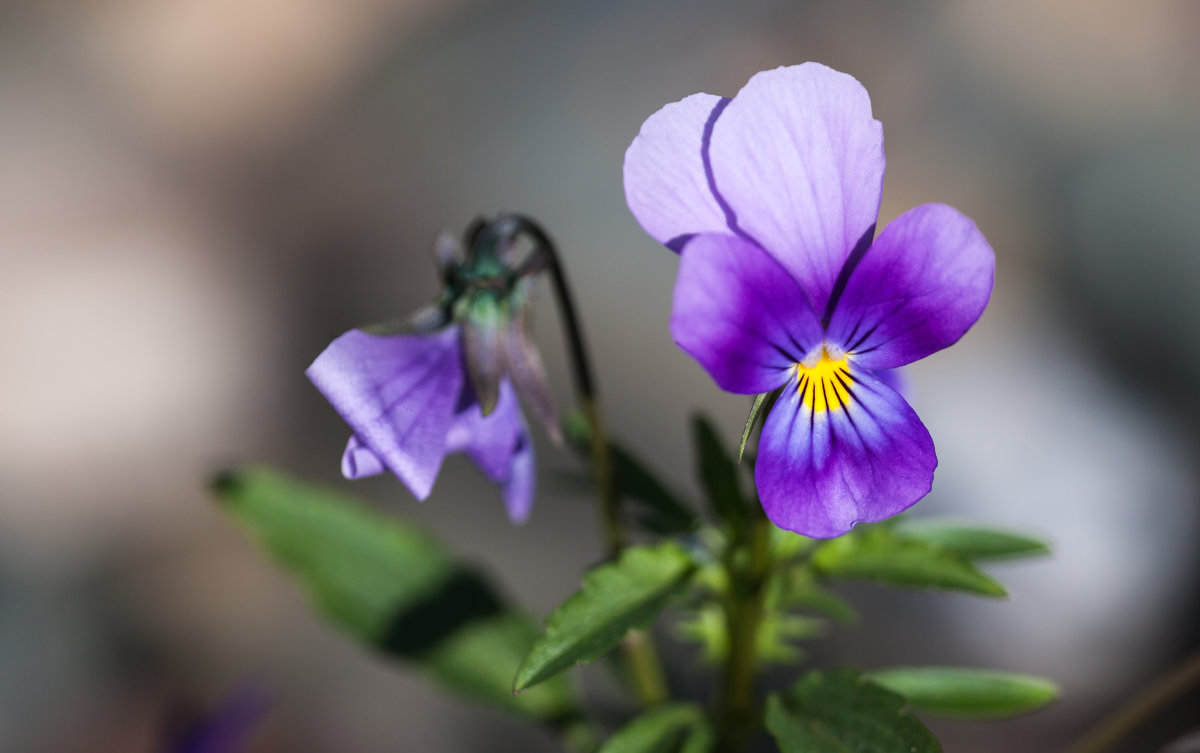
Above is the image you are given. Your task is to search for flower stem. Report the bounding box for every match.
[501,214,668,707]
[1067,645,1200,753]
[717,505,771,752]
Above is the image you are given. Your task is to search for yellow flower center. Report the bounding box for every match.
[796,352,852,412]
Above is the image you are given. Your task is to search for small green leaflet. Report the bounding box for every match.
[514,542,696,693]
[868,667,1059,719]
[597,704,711,753]
[812,527,1007,597]
[213,467,576,722]
[766,668,941,753]
[897,519,1051,561]
[771,568,857,624]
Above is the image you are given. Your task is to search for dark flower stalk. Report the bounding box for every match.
[479,214,669,706]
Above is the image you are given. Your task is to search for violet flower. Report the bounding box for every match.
[624,64,994,537]
[306,226,552,523]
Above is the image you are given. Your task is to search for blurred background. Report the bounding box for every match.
[3,0,1200,750]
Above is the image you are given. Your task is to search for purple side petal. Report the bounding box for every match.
[501,431,536,524]
[827,203,995,370]
[341,435,385,479]
[307,327,463,500]
[624,93,734,251]
[708,63,885,312]
[755,363,936,537]
[446,379,523,481]
[671,233,823,394]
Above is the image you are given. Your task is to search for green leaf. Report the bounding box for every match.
[867,667,1059,719]
[771,568,857,624]
[514,542,696,692]
[679,721,716,753]
[812,528,1007,598]
[898,520,1051,561]
[766,668,941,753]
[597,704,708,753]
[692,415,747,527]
[756,613,824,665]
[564,412,699,535]
[213,467,575,721]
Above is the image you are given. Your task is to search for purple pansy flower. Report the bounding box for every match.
[307,228,551,524]
[624,63,994,537]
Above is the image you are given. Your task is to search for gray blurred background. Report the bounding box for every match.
[2,1,1200,751]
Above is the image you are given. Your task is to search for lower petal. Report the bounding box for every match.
[446,379,523,481]
[755,364,935,537]
[342,435,385,479]
[501,432,536,524]
[306,327,463,499]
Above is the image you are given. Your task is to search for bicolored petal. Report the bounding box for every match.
[671,233,823,394]
[827,203,995,370]
[306,327,462,500]
[446,379,524,482]
[707,63,885,312]
[755,362,935,538]
[341,435,385,479]
[624,93,734,251]
[501,431,536,524]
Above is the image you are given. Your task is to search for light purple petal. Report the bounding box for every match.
[501,431,536,524]
[446,379,523,481]
[624,93,734,251]
[341,435,385,479]
[707,63,885,312]
[827,203,995,370]
[755,363,936,537]
[671,233,823,394]
[306,327,463,500]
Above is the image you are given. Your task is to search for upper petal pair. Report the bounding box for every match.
[672,213,993,395]
[624,63,885,312]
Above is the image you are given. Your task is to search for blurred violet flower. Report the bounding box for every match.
[624,63,994,537]
[169,686,268,753]
[307,226,554,523]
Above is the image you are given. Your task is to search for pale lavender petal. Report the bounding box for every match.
[307,327,462,500]
[624,93,734,251]
[827,203,995,370]
[671,233,823,394]
[501,431,536,524]
[341,435,385,479]
[708,63,884,311]
[755,363,936,537]
[446,379,523,482]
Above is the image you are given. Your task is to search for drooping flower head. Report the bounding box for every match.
[306,219,557,523]
[624,64,994,537]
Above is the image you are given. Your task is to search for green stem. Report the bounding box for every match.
[503,214,668,707]
[1067,645,1200,753]
[717,507,771,752]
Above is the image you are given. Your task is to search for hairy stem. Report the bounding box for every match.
[502,214,668,706]
[717,506,771,752]
[1067,645,1200,753]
